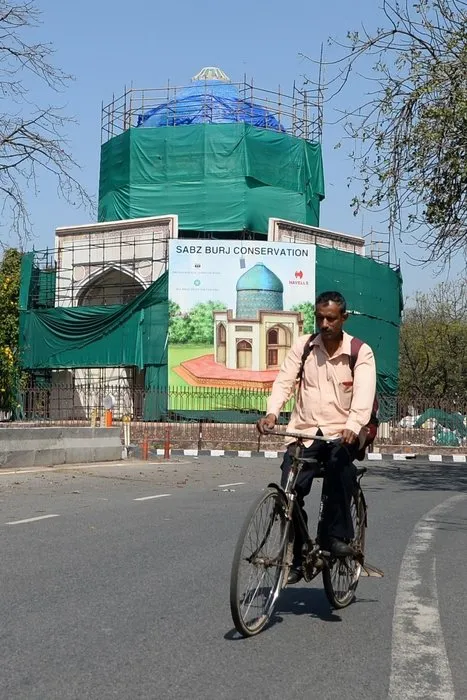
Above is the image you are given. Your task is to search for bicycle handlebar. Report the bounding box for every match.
[262,429,341,443]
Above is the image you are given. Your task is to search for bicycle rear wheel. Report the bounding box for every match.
[230,487,290,637]
[322,487,366,609]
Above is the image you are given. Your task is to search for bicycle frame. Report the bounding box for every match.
[229,429,383,637]
[265,430,366,582]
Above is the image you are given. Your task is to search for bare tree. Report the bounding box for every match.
[399,277,467,399]
[303,0,467,266]
[0,0,92,246]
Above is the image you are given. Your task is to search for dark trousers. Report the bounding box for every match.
[280,438,358,564]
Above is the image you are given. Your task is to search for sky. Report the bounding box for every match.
[7,0,466,301]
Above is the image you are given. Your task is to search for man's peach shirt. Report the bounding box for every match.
[266,331,377,445]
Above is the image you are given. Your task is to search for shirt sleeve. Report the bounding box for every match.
[345,342,377,435]
[266,336,308,418]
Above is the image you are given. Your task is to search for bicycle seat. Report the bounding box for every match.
[297,456,327,477]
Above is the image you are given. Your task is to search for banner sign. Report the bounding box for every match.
[168,240,316,410]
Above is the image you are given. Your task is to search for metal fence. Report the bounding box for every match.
[3,385,466,451]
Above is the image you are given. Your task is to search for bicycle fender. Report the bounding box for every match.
[359,488,368,528]
[267,482,287,500]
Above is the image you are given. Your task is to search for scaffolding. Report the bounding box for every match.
[27,225,395,311]
[27,230,171,309]
[101,79,322,144]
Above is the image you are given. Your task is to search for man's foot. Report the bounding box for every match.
[329,537,354,558]
[287,567,303,585]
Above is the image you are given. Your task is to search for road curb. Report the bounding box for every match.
[153,448,467,463]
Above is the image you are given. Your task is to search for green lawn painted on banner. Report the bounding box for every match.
[168,344,270,412]
[168,345,211,387]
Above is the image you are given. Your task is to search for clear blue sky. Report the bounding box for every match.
[15,0,465,300]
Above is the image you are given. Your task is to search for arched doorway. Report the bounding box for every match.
[78,268,144,307]
[75,268,146,420]
[236,340,252,369]
[216,323,226,365]
[266,325,292,368]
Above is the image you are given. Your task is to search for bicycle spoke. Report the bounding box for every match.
[323,489,366,609]
[230,489,288,636]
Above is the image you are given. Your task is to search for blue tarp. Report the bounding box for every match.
[137,80,285,130]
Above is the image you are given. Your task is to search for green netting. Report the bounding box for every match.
[35,268,56,308]
[20,272,168,369]
[98,124,324,232]
[316,247,402,419]
[19,253,34,310]
[19,253,57,310]
[143,364,167,421]
[19,247,402,422]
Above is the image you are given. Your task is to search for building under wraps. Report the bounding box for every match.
[18,67,402,421]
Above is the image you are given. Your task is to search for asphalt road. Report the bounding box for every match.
[1,456,466,700]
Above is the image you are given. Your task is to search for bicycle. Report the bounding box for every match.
[229,430,383,637]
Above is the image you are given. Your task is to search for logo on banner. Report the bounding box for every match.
[290,270,308,286]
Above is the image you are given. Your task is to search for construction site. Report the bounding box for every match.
[16,66,421,450]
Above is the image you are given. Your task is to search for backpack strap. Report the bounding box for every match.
[349,337,364,372]
[296,333,319,390]
[350,336,379,427]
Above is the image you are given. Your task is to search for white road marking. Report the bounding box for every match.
[133,494,171,502]
[6,514,60,526]
[388,494,466,700]
[217,482,245,488]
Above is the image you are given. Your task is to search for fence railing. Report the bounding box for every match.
[2,385,466,451]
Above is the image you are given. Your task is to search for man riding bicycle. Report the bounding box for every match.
[257,290,377,584]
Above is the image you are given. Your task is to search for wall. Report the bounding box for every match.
[0,427,122,468]
[55,215,178,308]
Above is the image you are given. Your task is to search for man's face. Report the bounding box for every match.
[315,301,347,341]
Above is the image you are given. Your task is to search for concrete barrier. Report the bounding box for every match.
[0,427,122,468]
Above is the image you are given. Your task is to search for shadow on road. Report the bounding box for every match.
[225,587,381,640]
[371,463,467,492]
[274,586,342,623]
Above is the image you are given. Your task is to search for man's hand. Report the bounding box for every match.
[341,428,358,445]
[257,413,277,434]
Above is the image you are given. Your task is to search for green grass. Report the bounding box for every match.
[168,344,212,387]
[168,343,267,411]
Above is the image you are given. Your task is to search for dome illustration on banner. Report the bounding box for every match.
[211,263,302,374]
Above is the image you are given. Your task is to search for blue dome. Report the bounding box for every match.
[137,68,285,131]
[236,264,284,318]
[236,264,283,293]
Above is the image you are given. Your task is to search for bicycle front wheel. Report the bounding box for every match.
[230,487,290,637]
[322,487,366,609]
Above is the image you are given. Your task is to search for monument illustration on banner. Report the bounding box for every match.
[173,262,304,389]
